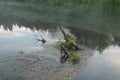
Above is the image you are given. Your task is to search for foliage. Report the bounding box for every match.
[57,39,66,46]
[57,38,74,49]
[69,53,80,61]
[3,0,120,17]
[5,0,120,7]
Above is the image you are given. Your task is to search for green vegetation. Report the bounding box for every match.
[58,38,74,49]
[3,0,120,19]
[3,0,120,8]
[69,53,80,61]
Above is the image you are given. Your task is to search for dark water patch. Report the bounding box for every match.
[65,27,120,53]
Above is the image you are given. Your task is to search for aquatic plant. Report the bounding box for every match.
[57,38,74,49]
[69,52,80,61]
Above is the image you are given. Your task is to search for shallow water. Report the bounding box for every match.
[0,24,63,55]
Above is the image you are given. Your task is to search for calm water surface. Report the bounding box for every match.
[74,46,120,80]
[0,1,120,80]
[0,24,61,55]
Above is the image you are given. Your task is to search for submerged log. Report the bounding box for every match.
[60,45,70,63]
[60,26,82,50]
[58,26,82,63]
[61,45,70,55]
[60,45,80,63]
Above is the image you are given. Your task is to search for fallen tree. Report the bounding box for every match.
[60,26,82,50]
[58,26,81,64]
[60,45,80,64]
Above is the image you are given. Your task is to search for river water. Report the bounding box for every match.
[0,1,120,80]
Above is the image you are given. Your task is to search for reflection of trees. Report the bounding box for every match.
[0,12,59,31]
[1,13,120,50]
[113,35,120,46]
[2,23,120,52]
[68,27,113,52]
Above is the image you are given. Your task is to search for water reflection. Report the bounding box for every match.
[0,24,62,55]
[1,24,120,80]
[1,24,120,53]
[74,46,120,80]
[69,27,120,52]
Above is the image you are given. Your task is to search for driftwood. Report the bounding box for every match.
[60,26,69,41]
[61,45,70,55]
[60,45,70,63]
[60,26,82,50]
[60,45,80,64]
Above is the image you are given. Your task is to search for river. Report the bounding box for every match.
[0,1,120,80]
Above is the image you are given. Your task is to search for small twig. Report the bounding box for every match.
[34,35,46,45]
